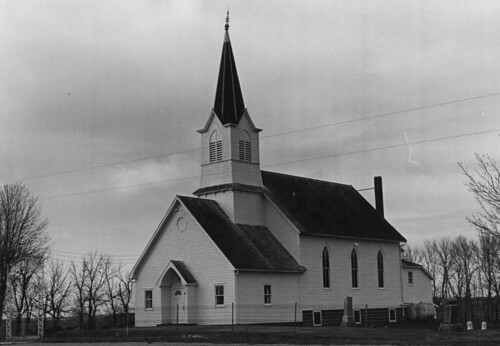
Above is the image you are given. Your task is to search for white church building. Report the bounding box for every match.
[130,18,433,327]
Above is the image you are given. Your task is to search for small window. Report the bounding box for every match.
[313,311,322,326]
[351,249,358,288]
[239,131,251,162]
[145,290,153,309]
[264,285,272,305]
[322,247,330,288]
[354,310,362,324]
[389,308,396,322]
[408,271,413,285]
[209,131,223,162]
[215,285,224,306]
[377,251,384,288]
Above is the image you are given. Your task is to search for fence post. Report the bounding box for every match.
[176,304,179,331]
[294,302,298,336]
[365,304,368,338]
[232,302,235,334]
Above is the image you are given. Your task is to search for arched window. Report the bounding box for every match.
[209,130,222,162]
[239,131,251,162]
[322,247,330,288]
[351,249,358,288]
[377,250,384,288]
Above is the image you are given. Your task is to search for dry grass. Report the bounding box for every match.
[41,322,500,345]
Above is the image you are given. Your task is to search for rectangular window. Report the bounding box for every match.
[215,285,224,306]
[389,308,396,322]
[264,285,272,305]
[354,310,362,324]
[145,290,153,309]
[313,311,322,326]
[408,271,413,285]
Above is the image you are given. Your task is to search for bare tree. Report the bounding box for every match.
[452,236,478,321]
[434,237,455,298]
[10,258,44,335]
[116,265,133,328]
[44,259,72,330]
[419,239,440,298]
[459,154,500,237]
[102,256,120,328]
[0,183,49,321]
[70,260,88,330]
[84,252,107,329]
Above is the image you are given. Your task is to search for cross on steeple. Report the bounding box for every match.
[225,10,230,31]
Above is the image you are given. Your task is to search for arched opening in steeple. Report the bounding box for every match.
[239,130,251,162]
[209,130,222,162]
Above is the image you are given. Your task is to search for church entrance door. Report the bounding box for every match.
[171,280,187,324]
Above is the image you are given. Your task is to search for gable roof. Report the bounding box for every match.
[402,259,434,280]
[261,170,406,242]
[155,260,198,286]
[178,196,305,273]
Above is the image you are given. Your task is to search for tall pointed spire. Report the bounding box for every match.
[213,11,246,125]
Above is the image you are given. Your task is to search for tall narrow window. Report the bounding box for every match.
[377,250,384,288]
[239,131,251,162]
[145,290,153,309]
[264,285,272,305]
[408,271,413,285]
[322,247,330,288]
[209,130,223,162]
[215,285,224,306]
[351,249,358,288]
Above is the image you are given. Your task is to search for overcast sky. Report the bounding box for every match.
[1,0,499,269]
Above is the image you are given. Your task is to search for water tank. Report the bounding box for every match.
[416,302,435,320]
[408,303,417,320]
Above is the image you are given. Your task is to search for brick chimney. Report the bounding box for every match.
[374,176,384,218]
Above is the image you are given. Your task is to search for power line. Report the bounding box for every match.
[38,127,500,201]
[10,91,500,184]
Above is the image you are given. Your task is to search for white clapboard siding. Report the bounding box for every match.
[236,272,302,324]
[298,237,403,309]
[134,199,236,326]
[402,268,433,304]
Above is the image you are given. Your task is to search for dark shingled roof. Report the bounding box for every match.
[178,196,305,273]
[213,25,246,125]
[170,260,198,285]
[261,171,406,242]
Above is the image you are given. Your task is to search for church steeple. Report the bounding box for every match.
[213,12,246,125]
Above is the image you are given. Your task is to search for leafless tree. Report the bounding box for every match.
[459,154,500,237]
[44,259,72,330]
[451,236,478,321]
[10,258,43,335]
[0,183,49,322]
[83,251,108,329]
[419,239,440,298]
[70,260,88,330]
[116,265,133,327]
[433,237,455,298]
[477,234,500,321]
[102,256,120,328]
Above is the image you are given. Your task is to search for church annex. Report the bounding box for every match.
[130,16,433,327]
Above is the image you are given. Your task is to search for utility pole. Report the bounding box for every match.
[37,258,45,340]
[5,267,13,341]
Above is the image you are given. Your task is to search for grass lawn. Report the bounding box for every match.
[41,322,500,345]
